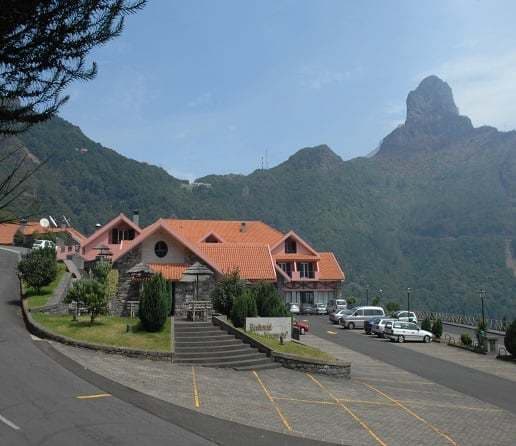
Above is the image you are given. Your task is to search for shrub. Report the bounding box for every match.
[476,320,487,350]
[386,301,400,314]
[504,320,516,356]
[346,296,357,307]
[431,319,443,338]
[139,274,169,332]
[371,296,380,306]
[421,317,432,331]
[461,333,472,346]
[210,269,244,316]
[252,281,288,317]
[230,289,258,328]
[91,260,112,285]
[65,278,107,325]
[18,248,57,293]
[105,269,119,301]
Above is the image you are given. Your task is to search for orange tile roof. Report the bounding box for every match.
[148,263,189,281]
[318,252,345,281]
[0,223,20,245]
[274,253,320,261]
[162,219,284,246]
[197,243,276,281]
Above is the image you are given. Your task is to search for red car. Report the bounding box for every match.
[293,319,310,335]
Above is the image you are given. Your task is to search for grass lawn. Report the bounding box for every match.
[242,329,335,361]
[25,263,67,309]
[32,313,172,352]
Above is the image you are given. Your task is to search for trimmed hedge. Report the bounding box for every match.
[139,274,170,332]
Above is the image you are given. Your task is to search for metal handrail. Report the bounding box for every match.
[416,311,508,332]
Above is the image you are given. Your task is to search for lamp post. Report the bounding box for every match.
[366,285,369,306]
[407,288,411,319]
[378,288,383,304]
[479,288,486,327]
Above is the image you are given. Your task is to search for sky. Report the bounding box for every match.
[60,0,516,181]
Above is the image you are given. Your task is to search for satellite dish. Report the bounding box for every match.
[40,218,50,228]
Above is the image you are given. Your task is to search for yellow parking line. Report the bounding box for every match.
[363,383,458,446]
[306,373,388,446]
[192,366,200,408]
[253,371,292,432]
[273,396,337,406]
[76,393,111,400]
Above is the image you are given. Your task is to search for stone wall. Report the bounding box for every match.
[271,351,351,378]
[112,245,142,316]
[174,277,216,317]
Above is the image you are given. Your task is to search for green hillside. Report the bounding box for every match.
[2,75,516,318]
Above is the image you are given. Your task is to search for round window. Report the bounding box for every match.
[154,241,168,258]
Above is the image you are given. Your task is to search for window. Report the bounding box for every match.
[364,309,375,316]
[300,291,314,304]
[374,309,384,315]
[111,228,119,244]
[154,241,168,258]
[278,262,292,277]
[355,309,364,316]
[298,262,315,278]
[285,238,297,253]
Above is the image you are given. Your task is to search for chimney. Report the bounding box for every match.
[132,209,140,227]
[240,222,247,233]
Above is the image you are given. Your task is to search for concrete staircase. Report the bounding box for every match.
[174,321,280,371]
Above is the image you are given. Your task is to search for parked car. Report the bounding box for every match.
[339,306,385,329]
[384,321,433,343]
[372,318,396,337]
[289,304,300,314]
[327,298,347,314]
[293,319,310,335]
[301,303,315,315]
[392,311,418,323]
[314,303,328,315]
[32,239,56,250]
[329,309,352,324]
[365,317,382,335]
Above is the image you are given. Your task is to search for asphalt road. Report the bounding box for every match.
[305,315,516,415]
[0,248,328,446]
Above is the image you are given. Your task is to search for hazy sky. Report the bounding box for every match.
[60,0,516,180]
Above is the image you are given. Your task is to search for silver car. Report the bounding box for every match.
[392,311,418,323]
[329,309,352,324]
[339,306,385,329]
[372,318,396,337]
[314,303,328,315]
[384,321,433,343]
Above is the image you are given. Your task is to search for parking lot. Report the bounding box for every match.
[50,330,516,446]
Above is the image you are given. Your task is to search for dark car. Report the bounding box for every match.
[365,317,382,335]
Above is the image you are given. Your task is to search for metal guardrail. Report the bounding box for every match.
[416,311,508,332]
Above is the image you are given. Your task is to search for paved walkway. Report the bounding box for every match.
[51,333,516,446]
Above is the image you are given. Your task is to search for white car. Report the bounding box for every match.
[385,321,433,343]
[371,318,396,337]
[289,304,300,315]
[32,239,56,250]
[392,311,418,323]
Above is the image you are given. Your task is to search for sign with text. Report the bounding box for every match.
[246,317,291,342]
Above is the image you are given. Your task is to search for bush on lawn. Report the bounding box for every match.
[461,333,472,346]
[65,278,107,325]
[230,289,258,328]
[139,273,170,332]
[251,282,288,317]
[504,320,516,356]
[90,259,112,285]
[431,319,443,338]
[210,269,245,316]
[421,317,432,332]
[18,247,57,293]
[105,269,119,301]
[346,296,357,308]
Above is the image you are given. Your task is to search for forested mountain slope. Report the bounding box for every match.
[2,75,516,317]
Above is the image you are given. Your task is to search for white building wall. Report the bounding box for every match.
[141,230,187,264]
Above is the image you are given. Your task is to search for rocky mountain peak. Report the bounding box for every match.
[406,75,459,124]
[283,144,344,171]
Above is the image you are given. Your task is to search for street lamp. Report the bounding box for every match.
[407,288,411,318]
[479,288,486,327]
[366,285,369,306]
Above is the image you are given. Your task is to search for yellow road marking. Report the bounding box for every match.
[273,396,337,406]
[356,377,435,385]
[327,330,337,335]
[76,393,111,400]
[192,366,200,408]
[363,383,458,446]
[306,373,388,446]
[253,371,292,432]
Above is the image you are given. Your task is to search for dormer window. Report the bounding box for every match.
[154,241,168,258]
[285,238,297,253]
[204,234,221,243]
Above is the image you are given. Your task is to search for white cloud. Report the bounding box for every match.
[424,52,516,131]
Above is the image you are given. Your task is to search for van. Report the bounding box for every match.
[327,298,347,313]
[339,306,385,329]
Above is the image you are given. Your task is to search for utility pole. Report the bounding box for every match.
[407,288,411,320]
[479,288,486,327]
[366,285,369,306]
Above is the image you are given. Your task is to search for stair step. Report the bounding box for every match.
[177,357,275,368]
[174,323,213,329]
[175,343,248,353]
[233,362,282,371]
[175,346,256,356]
[175,333,235,341]
[175,339,242,347]
[174,351,264,364]
[174,328,223,335]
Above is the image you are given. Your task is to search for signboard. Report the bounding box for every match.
[246,317,291,342]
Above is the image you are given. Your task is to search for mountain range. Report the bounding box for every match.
[2,75,516,318]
